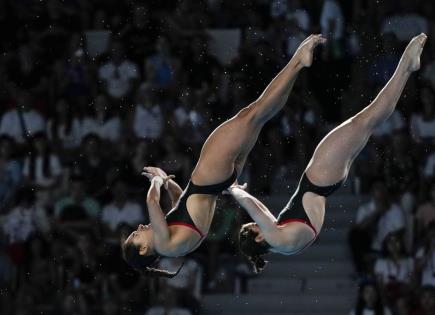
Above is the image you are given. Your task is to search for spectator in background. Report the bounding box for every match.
[286,17,307,57]
[423,152,435,180]
[273,1,310,57]
[415,222,435,287]
[159,136,191,183]
[131,83,163,141]
[415,182,435,241]
[0,91,46,143]
[182,36,219,94]
[72,233,104,304]
[7,42,49,96]
[270,0,289,18]
[62,35,94,100]
[349,181,405,274]
[349,279,392,315]
[0,135,22,211]
[47,98,82,152]
[98,40,139,101]
[270,0,310,32]
[372,109,405,141]
[49,34,93,111]
[54,174,100,224]
[158,257,202,314]
[410,87,435,147]
[358,181,405,252]
[125,138,160,190]
[145,36,180,91]
[374,232,415,304]
[384,132,419,212]
[23,132,64,206]
[81,94,121,143]
[2,186,50,244]
[74,133,111,199]
[172,88,207,148]
[381,1,428,43]
[411,286,435,315]
[286,0,310,33]
[23,235,56,307]
[369,33,401,88]
[204,197,238,290]
[320,0,344,40]
[121,4,160,64]
[100,177,144,240]
[384,132,419,250]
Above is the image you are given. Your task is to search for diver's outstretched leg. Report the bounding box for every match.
[193,35,326,184]
[305,33,427,186]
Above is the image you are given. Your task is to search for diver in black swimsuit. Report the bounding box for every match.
[276,173,343,236]
[227,33,427,273]
[122,34,327,277]
[165,170,238,239]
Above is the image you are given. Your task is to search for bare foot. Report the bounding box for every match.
[400,33,427,72]
[294,34,327,67]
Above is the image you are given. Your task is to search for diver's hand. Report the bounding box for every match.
[142,166,168,178]
[223,182,248,195]
[141,166,175,189]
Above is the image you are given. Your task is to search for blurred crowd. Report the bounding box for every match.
[1,0,435,314]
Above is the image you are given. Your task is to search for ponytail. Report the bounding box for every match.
[122,241,184,278]
[248,255,267,274]
[239,223,270,273]
[142,261,185,278]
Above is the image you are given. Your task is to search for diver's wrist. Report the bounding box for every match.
[152,176,164,186]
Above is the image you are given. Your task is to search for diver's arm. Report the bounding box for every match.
[146,176,170,241]
[228,185,281,240]
[142,166,182,207]
[165,178,183,207]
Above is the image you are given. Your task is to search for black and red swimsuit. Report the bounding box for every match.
[165,171,238,239]
[277,173,343,236]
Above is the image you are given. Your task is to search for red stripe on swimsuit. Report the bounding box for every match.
[277,218,317,236]
[167,221,206,239]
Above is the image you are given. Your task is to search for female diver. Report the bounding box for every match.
[122,34,327,277]
[226,33,427,273]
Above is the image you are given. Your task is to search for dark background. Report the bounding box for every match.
[1,0,435,314]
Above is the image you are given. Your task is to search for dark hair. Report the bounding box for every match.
[28,132,52,180]
[121,241,182,278]
[51,99,74,139]
[238,223,271,273]
[381,230,406,257]
[355,280,384,315]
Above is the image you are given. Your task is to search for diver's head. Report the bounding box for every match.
[123,224,156,265]
[122,224,181,278]
[238,222,271,273]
